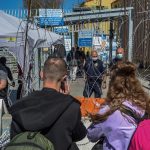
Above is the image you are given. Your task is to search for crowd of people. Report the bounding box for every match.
[0,46,150,150]
[66,46,86,81]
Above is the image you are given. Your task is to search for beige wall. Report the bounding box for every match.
[81,0,113,34]
[84,0,116,8]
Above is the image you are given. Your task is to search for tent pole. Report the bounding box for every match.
[23,0,31,96]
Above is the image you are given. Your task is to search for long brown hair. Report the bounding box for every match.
[92,61,150,122]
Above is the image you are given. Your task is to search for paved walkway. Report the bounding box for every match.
[70,77,108,150]
[1,76,150,149]
[70,76,150,149]
[70,78,93,149]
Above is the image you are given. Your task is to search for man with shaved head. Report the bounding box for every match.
[109,47,125,79]
[83,50,106,98]
[111,47,124,66]
[10,57,87,150]
[109,47,125,73]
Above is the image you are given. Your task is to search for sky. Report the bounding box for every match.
[62,0,85,10]
[0,0,85,10]
[0,0,23,9]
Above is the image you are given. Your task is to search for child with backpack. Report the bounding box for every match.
[87,62,150,150]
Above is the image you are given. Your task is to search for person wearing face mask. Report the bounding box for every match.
[116,48,124,61]
[110,47,124,67]
[83,50,106,98]
[109,47,125,78]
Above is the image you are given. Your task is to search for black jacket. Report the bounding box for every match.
[0,64,8,99]
[84,59,105,82]
[10,88,87,150]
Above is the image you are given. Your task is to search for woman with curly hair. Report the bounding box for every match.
[87,61,150,150]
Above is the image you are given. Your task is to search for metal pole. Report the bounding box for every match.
[92,22,94,50]
[109,19,113,62]
[99,0,102,10]
[123,0,127,59]
[22,0,31,96]
[72,25,75,47]
[23,0,31,74]
[128,9,133,62]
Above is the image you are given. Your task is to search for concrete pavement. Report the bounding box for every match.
[70,78,108,98]
[69,77,108,150]
[70,76,150,150]
[1,76,150,149]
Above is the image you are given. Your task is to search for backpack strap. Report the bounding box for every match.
[119,105,143,124]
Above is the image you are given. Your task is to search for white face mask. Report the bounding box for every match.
[116,54,123,60]
[92,57,98,61]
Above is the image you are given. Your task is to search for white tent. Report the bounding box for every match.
[0,11,64,92]
[0,11,62,43]
[0,11,63,68]
[0,11,21,36]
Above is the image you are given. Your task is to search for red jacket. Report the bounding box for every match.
[129,120,150,150]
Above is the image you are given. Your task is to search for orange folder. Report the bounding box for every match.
[75,97,105,117]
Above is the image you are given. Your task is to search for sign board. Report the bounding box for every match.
[101,34,107,40]
[99,51,109,65]
[106,41,117,51]
[93,36,102,46]
[39,9,64,26]
[78,38,92,47]
[54,26,69,33]
[93,35,108,51]
[78,30,93,38]
[64,35,71,52]
[78,30,93,47]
